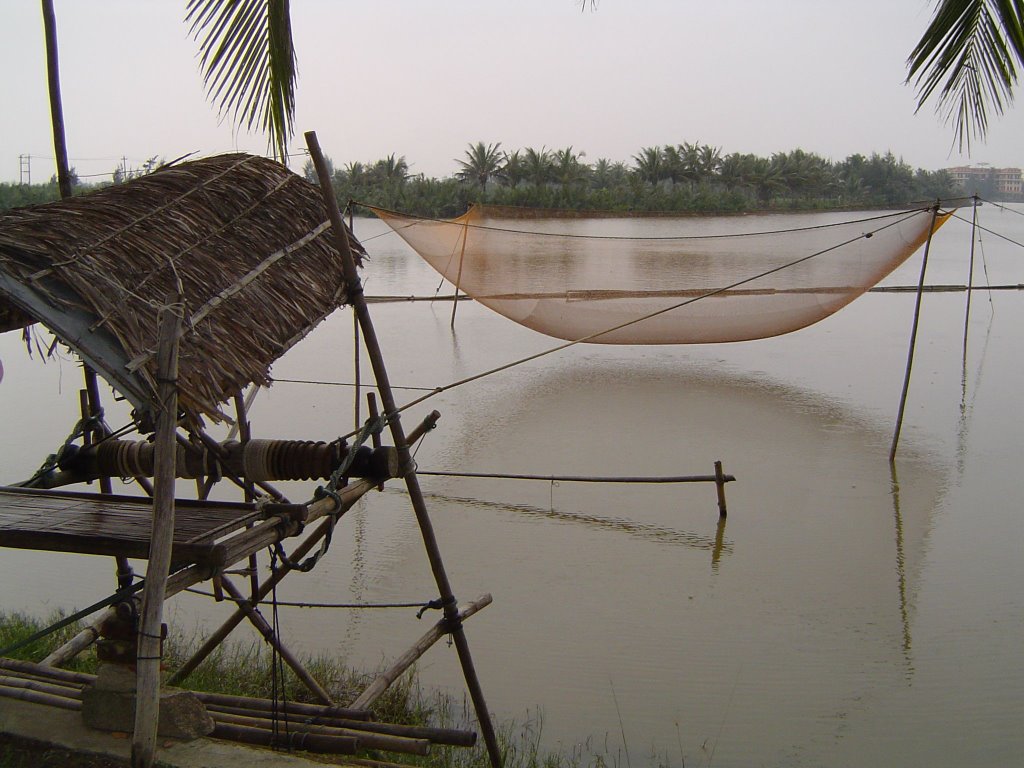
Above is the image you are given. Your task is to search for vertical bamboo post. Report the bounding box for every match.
[713,460,728,518]
[305,131,502,768]
[41,0,72,200]
[351,206,362,432]
[450,218,470,328]
[367,392,382,450]
[233,391,261,602]
[131,298,182,768]
[889,203,940,463]
[961,196,979,386]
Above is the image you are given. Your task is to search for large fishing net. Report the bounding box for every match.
[370,204,952,344]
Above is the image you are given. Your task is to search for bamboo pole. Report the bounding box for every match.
[202,702,474,746]
[193,689,369,720]
[306,131,503,768]
[714,460,728,517]
[961,196,979,382]
[0,674,84,699]
[0,683,81,711]
[41,0,72,200]
[351,594,492,710]
[889,204,940,463]
[367,392,382,450]
[0,657,94,684]
[232,390,261,602]
[417,469,736,484]
[450,219,470,328]
[217,576,334,705]
[209,710,430,755]
[132,297,183,768]
[210,722,358,754]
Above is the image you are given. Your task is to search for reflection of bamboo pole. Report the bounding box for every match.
[306,131,502,768]
[890,204,940,463]
[450,217,470,329]
[711,517,727,572]
[888,463,913,662]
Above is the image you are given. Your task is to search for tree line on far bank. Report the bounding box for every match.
[0,141,978,216]
[312,142,965,217]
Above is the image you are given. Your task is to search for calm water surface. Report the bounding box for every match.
[1,205,1022,767]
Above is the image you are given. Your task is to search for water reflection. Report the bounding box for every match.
[400,487,732,554]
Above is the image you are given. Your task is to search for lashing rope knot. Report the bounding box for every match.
[416,594,457,620]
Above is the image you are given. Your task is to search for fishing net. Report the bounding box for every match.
[370,204,952,344]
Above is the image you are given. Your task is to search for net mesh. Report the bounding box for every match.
[371,204,951,344]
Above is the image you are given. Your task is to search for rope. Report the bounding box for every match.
[390,208,931,417]
[268,546,290,749]
[269,377,436,392]
[980,198,1024,218]
[182,587,444,612]
[948,211,1024,251]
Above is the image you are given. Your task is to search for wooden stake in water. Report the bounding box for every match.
[450,217,470,329]
[889,204,940,463]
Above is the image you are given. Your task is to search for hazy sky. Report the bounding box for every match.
[3,1,1022,185]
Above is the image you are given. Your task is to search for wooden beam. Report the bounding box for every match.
[131,298,182,768]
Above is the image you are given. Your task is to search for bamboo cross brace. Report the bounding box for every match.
[351,594,493,710]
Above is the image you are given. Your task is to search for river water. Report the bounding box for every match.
[1,205,1023,767]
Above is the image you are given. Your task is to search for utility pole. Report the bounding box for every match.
[18,154,31,185]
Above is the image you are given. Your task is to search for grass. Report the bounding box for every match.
[0,612,668,768]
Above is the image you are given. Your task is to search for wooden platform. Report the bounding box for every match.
[0,486,261,567]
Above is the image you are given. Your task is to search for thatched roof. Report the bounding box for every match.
[0,153,364,424]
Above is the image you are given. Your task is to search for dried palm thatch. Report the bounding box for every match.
[0,152,364,424]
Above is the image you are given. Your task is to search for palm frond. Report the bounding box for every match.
[186,0,297,162]
[907,0,1024,151]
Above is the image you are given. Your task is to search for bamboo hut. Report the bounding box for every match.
[0,152,365,424]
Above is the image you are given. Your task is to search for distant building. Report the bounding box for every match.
[947,164,1023,199]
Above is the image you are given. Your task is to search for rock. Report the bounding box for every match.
[81,686,214,741]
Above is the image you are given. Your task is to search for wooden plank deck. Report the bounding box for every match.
[0,486,261,566]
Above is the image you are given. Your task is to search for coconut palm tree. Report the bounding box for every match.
[906,0,1023,151]
[502,150,526,188]
[456,141,504,193]
[552,146,589,187]
[186,0,297,162]
[632,146,664,185]
[373,153,409,185]
[523,147,554,187]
